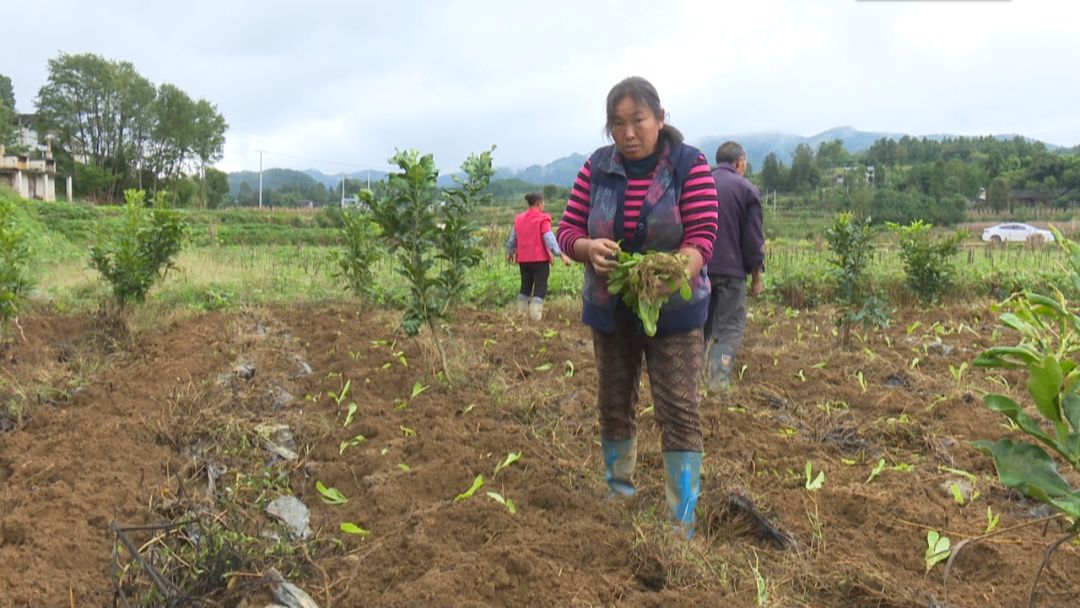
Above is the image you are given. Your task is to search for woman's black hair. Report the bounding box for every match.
[604,76,684,145]
[525,192,544,207]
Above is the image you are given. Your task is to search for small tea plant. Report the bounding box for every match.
[331,209,382,301]
[824,212,888,344]
[0,196,33,346]
[89,189,186,319]
[889,220,965,306]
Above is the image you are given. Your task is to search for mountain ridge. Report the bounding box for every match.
[230,127,1063,191]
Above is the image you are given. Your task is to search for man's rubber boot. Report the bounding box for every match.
[528,297,544,321]
[706,345,735,393]
[516,294,529,316]
[601,437,636,498]
[663,451,702,539]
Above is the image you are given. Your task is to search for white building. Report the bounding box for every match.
[0,144,57,201]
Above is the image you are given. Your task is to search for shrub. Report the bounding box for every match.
[890,220,965,305]
[89,189,187,313]
[0,196,33,344]
[331,210,382,301]
[367,148,494,381]
[825,212,887,341]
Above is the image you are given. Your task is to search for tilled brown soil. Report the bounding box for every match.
[1,301,1078,607]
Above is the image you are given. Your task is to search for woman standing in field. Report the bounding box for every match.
[556,76,719,538]
[505,192,572,321]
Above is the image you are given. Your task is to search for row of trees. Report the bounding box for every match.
[22,53,227,204]
[0,75,17,148]
[754,136,1080,219]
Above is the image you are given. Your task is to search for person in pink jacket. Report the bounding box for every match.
[505,192,572,320]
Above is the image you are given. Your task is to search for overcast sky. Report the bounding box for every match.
[5,0,1079,174]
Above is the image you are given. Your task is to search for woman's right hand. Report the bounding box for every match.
[586,238,620,276]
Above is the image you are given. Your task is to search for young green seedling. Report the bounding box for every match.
[493,452,522,477]
[410,382,429,399]
[984,506,1000,534]
[855,371,867,393]
[344,403,358,427]
[948,362,968,385]
[865,459,887,484]
[329,379,351,407]
[316,480,348,505]
[340,522,370,537]
[565,360,575,377]
[804,461,825,491]
[454,475,485,502]
[925,530,951,573]
[949,483,966,505]
[486,491,517,514]
[339,434,366,455]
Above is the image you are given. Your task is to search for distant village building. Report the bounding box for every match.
[0,144,57,201]
[1009,188,1068,206]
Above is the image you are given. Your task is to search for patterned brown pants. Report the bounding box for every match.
[592,305,704,452]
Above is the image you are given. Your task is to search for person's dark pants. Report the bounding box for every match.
[592,304,704,452]
[703,276,748,387]
[518,262,550,299]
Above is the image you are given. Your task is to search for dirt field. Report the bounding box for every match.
[1,300,1078,607]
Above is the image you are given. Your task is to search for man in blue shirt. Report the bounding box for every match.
[705,141,764,391]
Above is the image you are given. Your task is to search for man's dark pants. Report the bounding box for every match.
[703,276,747,388]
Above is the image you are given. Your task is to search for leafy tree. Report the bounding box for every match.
[890,220,965,305]
[789,144,819,191]
[89,189,187,319]
[825,212,886,343]
[0,74,14,110]
[367,147,495,382]
[0,73,16,147]
[758,152,786,193]
[236,181,255,205]
[35,53,225,202]
[331,210,383,302]
[815,139,850,171]
[204,168,229,209]
[436,146,495,314]
[0,196,33,347]
[37,53,156,200]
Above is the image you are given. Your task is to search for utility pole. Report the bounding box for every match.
[257,149,264,208]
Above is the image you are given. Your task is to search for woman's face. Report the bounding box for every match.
[611,96,663,161]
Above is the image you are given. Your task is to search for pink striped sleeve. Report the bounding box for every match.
[679,155,718,260]
[557,161,592,258]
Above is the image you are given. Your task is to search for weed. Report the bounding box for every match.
[924,530,951,573]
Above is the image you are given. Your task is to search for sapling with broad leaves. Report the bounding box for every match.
[889,220,965,306]
[366,147,495,382]
[89,188,186,323]
[972,227,1080,604]
[824,212,889,345]
[0,196,33,347]
[331,209,382,302]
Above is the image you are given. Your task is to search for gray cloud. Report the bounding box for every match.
[6,0,1078,174]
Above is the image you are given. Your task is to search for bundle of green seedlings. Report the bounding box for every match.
[606,249,692,336]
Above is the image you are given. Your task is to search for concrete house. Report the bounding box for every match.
[0,144,57,201]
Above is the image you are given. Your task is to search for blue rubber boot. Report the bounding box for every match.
[600,437,637,498]
[663,451,702,539]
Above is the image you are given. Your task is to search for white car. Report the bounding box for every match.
[981,223,1054,244]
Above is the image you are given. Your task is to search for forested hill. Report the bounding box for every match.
[229,127,1071,196]
[697,127,906,170]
